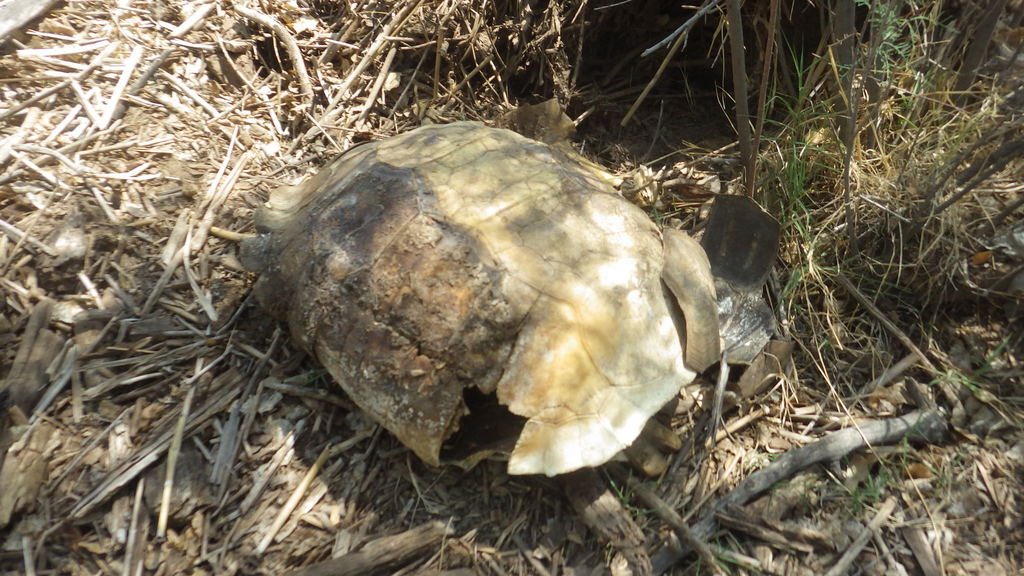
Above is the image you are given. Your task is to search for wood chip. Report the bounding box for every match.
[281,521,453,576]
[3,299,61,412]
[0,0,63,43]
[0,421,55,528]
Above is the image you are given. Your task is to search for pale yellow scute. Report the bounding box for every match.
[661,228,721,372]
[374,122,694,476]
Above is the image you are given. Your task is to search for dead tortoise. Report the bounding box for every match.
[241,121,720,476]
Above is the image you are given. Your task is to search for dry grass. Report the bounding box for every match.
[753,3,1024,574]
[0,1,1021,575]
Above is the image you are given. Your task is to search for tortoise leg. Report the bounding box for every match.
[624,402,683,477]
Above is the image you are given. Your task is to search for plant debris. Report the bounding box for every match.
[1,1,1021,575]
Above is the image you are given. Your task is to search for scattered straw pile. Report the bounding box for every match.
[0,1,1021,575]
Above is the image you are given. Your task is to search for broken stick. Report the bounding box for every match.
[652,409,947,573]
[282,520,453,576]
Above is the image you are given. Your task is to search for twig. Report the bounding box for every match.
[620,0,725,128]
[13,143,88,174]
[141,132,241,316]
[218,421,304,562]
[835,0,860,250]
[157,369,198,538]
[337,0,422,97]
[717,409,764,444]
[992,191,1024,227]
[302,0,416,139]
[40,103,83,147]
[121,479,147,576]
[234,419,302,513]
[233,3,314,107]
[932,136,1024,216]
[69,80,103,126]
[98,44,143,129]
[514,534,554,576]
[617,473,724,575]
[355,46,398,126]
[902,526,943,576]
[641,0,724,58]
[70,370,243,519]
[140,238,185,316]
[952,0,1010,101]
[45,407,128,494]
[157,350,230,537]
[834,272,965,419]
[563,468,652,575]
[0,217,57,256]
[824,498,897,576]
[707,351,730,450]
[110,48,175,124]
[8,149,60,187]
[652,410,947,573]
[260,378,356,410]
[860,352,922,395]
[618,11,692,127]
[161,212,189,266]
[715,505,828,553]
[834,272,936,372]
[256,442,333,554]
[282,521,453,576]
[29,342,77,422]
[725,0,753,195]
[181,229,218,322]
[159,69,220,117]
[16,39,109,59]
[200,125,240,212]
[873,531,910,576]
[0,107,41,167]
[168,1,216,39]
[921,117,1024,208]
[52,117,123,158]
[750,0,780,196]
[621,22,686,127]
[0,42,119,122]
[194,150,250,251]
[213,332,282,500]
[436,53,497,113]
[318,0,366,65]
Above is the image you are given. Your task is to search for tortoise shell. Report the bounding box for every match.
[242,122,715,476]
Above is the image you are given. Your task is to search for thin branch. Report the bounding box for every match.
[835,0,860,251]
[833,272,937,373]
[726,0,753,195]
[953,0,1010,101]
[750,0,780,197]
[641,0,724,58]
[652,410,947,573]
[233,3,315,108]
[622,0,723,126]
